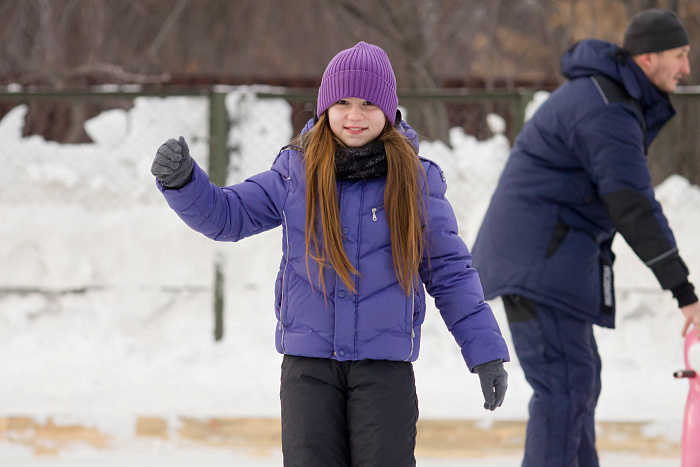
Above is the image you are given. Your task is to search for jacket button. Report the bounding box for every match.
[338,290,346,298]
[338,350,345,356]
[342,227,349,235]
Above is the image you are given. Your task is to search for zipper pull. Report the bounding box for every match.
[372,208,377,221]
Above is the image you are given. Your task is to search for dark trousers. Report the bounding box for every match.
[503,295,602,467]
[280,355,418,467]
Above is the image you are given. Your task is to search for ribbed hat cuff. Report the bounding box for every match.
[317,70,398,124]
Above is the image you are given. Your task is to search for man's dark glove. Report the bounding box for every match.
[473,359,508,411]
[151,136,194,189]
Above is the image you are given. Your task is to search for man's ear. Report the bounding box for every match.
[633,52,656,73]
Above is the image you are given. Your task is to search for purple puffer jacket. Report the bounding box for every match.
[157,120,509,371]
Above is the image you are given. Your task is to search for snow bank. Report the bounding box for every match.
[0,89,696,448]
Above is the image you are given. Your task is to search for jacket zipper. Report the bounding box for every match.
[370,204,414,360]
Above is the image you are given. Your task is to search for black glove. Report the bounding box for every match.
[473,359,508,411]
[151,136,194,189]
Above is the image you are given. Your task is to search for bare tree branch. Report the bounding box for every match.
[146,0,188,60]
[65,63,171,84]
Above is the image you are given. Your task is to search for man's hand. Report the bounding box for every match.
[681,301,700,338]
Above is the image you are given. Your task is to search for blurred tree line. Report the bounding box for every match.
[0,0,698,148]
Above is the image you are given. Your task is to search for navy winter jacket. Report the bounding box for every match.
[472,39,693,328]
[158,119,509,371]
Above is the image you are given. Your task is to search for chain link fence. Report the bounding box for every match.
[0,90,209,210]
[4,86,698,210]
[1,86,699,340]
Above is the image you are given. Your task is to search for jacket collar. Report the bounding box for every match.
[561,39,675,143]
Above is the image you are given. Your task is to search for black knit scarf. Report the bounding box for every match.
[335,140,388,180]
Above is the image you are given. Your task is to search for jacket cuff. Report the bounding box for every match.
[650,254,690,290]
[671,281,698,308]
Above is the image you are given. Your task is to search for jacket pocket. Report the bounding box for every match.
[274,275,283,319]
[404,287,423,332]
[366,205,391,247]
[545,219,570,259]
[369,205,385,222]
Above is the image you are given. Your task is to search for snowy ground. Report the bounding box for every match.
[0,442,684,467]
[1,88,698,464]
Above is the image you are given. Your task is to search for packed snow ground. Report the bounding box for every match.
[0,443,686,467]
[1,88,698,464]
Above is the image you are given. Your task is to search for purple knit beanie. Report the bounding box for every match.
[317,41,398,125]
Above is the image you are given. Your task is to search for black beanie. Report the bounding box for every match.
[623,8,689,55]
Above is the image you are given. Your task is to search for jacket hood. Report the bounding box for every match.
[561,39,623,80]
[301,117,420,153]
[561,39,642,96]
[560,39,674,138]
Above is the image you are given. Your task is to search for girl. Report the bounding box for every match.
[151,41,509,467]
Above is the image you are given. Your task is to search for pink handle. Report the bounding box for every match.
[681,332,700,467]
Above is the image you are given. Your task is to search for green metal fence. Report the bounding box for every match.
[1,86,699,343]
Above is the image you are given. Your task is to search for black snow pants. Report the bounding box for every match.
[280,354,418,467]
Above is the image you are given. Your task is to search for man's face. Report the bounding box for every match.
[644,45,691,93]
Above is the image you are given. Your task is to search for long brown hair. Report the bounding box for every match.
[297,113,426,296]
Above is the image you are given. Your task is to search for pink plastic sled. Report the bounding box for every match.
[674,330,700,467]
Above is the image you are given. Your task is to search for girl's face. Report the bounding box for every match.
[327,98,387,147]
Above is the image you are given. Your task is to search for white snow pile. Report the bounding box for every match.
[0,88,698,449]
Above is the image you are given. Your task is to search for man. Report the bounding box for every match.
[472,8,700,467]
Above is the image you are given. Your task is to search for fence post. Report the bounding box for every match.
[208,91,229,187]
[512,89,534,143]
[213,253,225,342]
[209,90,229,342]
